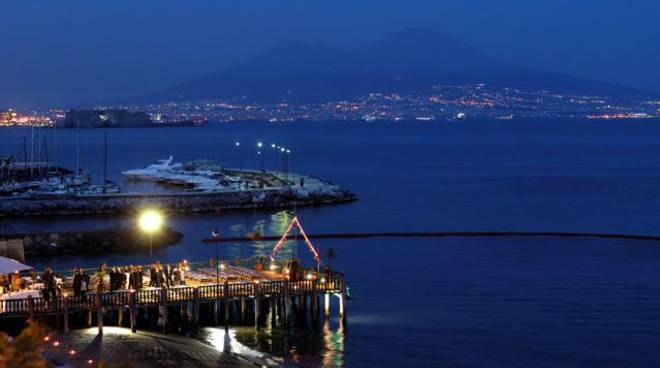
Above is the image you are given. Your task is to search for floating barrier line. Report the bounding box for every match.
[203,231,660,243]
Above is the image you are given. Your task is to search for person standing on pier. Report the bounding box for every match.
[73,268,82,299]
[109,268,117,292]
[128,266,136,290]
[10,271,22,291]
[42,267,56,304]
[81,269,90,293]
[164,264,172,288]
[137,266,144,290]
[149,264,157,287]
[120,267,128,289]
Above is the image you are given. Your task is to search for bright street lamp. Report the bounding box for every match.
[139,209,163,261]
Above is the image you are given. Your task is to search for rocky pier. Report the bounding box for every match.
[20,225,183,257]
[0,183,356,217]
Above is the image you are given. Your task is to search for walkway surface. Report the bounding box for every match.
[43,327,257,367]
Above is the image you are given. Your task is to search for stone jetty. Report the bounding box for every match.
[20,225,182,257]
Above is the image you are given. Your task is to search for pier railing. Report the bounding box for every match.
[0,274,344,317]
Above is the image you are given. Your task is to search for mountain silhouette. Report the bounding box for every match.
[141,28,646,104]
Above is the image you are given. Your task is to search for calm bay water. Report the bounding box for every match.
[3,119,660,366]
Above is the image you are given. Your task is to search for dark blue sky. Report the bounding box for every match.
[1,0,658,108]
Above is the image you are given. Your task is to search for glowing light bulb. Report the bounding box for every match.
[139,210,162,233]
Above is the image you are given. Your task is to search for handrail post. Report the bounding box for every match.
[27,295,34,321]
[161,287,168,333]
[96,289,103,336]
[312,279,319,322]
[129,290,136,333]
[192,287,199,326]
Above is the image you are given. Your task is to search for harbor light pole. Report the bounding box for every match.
[210,228,222,325]
[235,142,242,168]
[280,147,286,183]
[285,149,291,184]
[257,142,264,171]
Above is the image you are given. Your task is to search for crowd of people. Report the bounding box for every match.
[0,267,62,303]
[90,262,188,293]
[146,262,186,288]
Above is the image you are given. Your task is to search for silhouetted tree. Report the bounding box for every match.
[0,321,49,368]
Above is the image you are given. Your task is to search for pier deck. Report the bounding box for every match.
[0,265,347,333]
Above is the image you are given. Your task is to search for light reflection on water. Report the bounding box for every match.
[201,320,346,367]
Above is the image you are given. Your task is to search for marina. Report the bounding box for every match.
[0,155,356,216]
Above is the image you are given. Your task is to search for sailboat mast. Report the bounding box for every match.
[22,137,27,170]
[43,129,49,173]
[103,131,108,186]
[54,119,58,173]
[76,114,80,174]
[30,126,34,176]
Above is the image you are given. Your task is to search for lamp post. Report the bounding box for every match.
[139,210,163,262]
[280,147,286,182]
[285,149,291,184]
[257,142,264,171]
[211,229,220,287]
[211,228,221,325]
[235,142,242,168]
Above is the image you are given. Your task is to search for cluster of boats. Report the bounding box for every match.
[122,157,268,192]
[0,173,120,197]
[1,156,280,198]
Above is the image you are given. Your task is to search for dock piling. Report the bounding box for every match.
[160,287,168,333]
[192,288,199,326]
[223,282,229,331]
[284,280,291,325]
[63,296,69,333]
[96,290,103,336]
[129,291,136,333]
[254,282,260,329]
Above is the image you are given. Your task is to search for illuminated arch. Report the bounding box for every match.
[269,216,321,263]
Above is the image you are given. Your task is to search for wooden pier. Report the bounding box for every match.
[0,273,347,334]
[0,216,348,334]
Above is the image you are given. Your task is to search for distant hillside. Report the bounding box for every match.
[136,28,649,104]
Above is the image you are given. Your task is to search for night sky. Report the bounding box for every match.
[1,0,659,107]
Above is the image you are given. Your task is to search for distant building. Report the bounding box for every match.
[0,109,17,126]
[57,109,153,128]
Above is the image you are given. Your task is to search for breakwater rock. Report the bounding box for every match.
[0,185,356,217]
[21,225,182,257]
